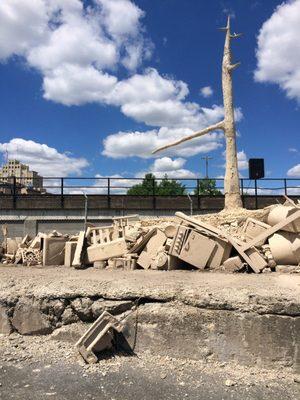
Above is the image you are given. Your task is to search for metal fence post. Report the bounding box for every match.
[197,179,200,210]
[152,178,156,209]
[83,193,88,232]
[107,178,111,209]
[284,178,287,196]
[60,178,64,209]
[254,179,258,209]
[240,178,244,207]
[12,176,16,210]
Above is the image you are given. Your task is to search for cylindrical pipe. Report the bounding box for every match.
[269,232,300,265]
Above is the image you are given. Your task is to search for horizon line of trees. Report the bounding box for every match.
[126,173,222,196]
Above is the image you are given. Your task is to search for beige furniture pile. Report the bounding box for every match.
[1,200,300,273]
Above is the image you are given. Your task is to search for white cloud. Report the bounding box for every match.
[0,0,244,164]
[288,147,298,153]
[102,127,224,159]
[98,0,143,38]
[67,174,139,195]
[102,106,243,159]
[111,68,188,105]
[27,16,117,72]
[237,150,248,170]
[119,102,230,130]
[0,0,239,133]
[0,0,150,89]
[43,64,118,106]
[287,164,300,177]
[135,157,196,180]
[200,86,213,98]
[0,0,49,60]
[286,187,300,195]
[152,157,186,172]
[255,0,300,102]
[0,138,89,176]
[144,168,196,179]
[221,150,248,175]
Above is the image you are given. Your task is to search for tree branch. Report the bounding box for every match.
[230,33,242,39]
[228,62,241,72]
[152,120,225,155]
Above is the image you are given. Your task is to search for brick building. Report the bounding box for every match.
[0,160,43,193]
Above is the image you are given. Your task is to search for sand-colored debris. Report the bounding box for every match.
[1,198,300,274]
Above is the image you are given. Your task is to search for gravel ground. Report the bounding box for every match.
[0,332,299,400]
[0,266,299,399]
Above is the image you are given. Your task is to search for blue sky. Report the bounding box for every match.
[0,0,299,186]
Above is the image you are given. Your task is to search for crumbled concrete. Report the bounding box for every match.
[91,300,133,318]
[61,307,79,325]
[12,299,52,335]
[50,322,88,343]
[0,266,299,371]
[71,298,93,321]
[0,304,13,334]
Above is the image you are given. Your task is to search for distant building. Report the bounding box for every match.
[0,160,44,193]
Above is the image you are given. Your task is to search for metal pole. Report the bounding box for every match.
[107,178,111,209]
[60,178,64,209]
[240,178,244,208]
[254,179,258,209]
[12,176,16,210]
[152,178,156,210]
[284,178,287,196]
[187,193,193,215]
[201,156,213,178]
[83,192,88,233]
[197,178,200,210]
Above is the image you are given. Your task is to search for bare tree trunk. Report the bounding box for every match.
[222,17,243,209]
[152,17,243,210]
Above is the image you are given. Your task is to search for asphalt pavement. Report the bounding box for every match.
[0,358,299,400]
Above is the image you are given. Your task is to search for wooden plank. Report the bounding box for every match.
[72,231,85,267]
[175,212,228,242]
[230,238,267,273]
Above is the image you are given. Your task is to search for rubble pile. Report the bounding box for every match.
[0,229,69,267]
[1,199,300,273]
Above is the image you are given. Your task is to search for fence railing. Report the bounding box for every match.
[0,177,299,210]
[0,176,300,194]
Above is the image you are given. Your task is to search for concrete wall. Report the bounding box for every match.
[1,194,299,212]
[0,194,299,240]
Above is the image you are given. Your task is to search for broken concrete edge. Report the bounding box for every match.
[1,281,299,338]
[0,295,138,336]
[1,300,300,374]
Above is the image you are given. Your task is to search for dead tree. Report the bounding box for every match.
[153,17,243,209]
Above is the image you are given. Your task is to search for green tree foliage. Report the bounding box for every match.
[195,179,222,195]
[156,175,186,195]
[127,173,157,195]
[127,173,186,195]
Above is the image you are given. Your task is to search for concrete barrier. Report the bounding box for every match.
[1,194,299,212]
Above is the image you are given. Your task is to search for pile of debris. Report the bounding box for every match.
[0,228,68,267]
[1,199,300,274]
